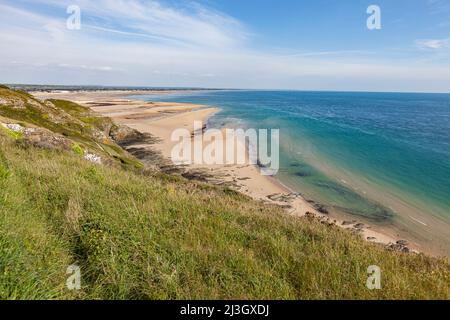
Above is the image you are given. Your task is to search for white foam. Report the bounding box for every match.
[409,216,428,227]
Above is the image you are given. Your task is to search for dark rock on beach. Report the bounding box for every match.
[396,240,409,246]
[387,242,411,254]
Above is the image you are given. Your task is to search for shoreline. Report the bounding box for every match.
[33,90,426,256]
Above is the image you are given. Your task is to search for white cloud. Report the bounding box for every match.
[416,38,450,49]
[0,0,450,92]
[19,0,248,49]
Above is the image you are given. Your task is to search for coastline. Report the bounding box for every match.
[33,90,422,256]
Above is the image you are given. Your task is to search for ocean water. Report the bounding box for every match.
[132,90,450,255]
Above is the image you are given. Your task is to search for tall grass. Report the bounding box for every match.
[0,134,449,300]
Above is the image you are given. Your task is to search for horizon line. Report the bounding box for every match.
[3,83,450,95]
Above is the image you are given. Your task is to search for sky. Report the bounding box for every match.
[0,0,449,92]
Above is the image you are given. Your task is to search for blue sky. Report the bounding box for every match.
[0,0,449,92]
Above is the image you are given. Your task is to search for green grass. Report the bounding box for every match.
[0,125,23,140]
[0,133,448,300]
[0,91,88,139]
[71,143,85,156]
[0,87,449,300]
[0,87,141,170]
[48,99,90,115]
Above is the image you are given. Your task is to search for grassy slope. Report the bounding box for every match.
[0,87,142,170]
[0,88,449,299]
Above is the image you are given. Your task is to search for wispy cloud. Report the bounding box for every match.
[0,0,450,92]
[416,38,450,49]
[284,50,374,58]
[18,0,248,49]
[428,0,450,14]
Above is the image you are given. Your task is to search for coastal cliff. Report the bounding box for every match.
[0,86,449,299]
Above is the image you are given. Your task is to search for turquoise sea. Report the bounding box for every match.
[133,90,450,256]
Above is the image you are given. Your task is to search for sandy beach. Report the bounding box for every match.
[33,90,409,252]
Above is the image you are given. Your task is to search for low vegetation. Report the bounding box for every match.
[0,86,142,170]
[0,86,449,299]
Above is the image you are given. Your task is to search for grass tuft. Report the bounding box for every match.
[71,143,84,156]
[0,126,23,140]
